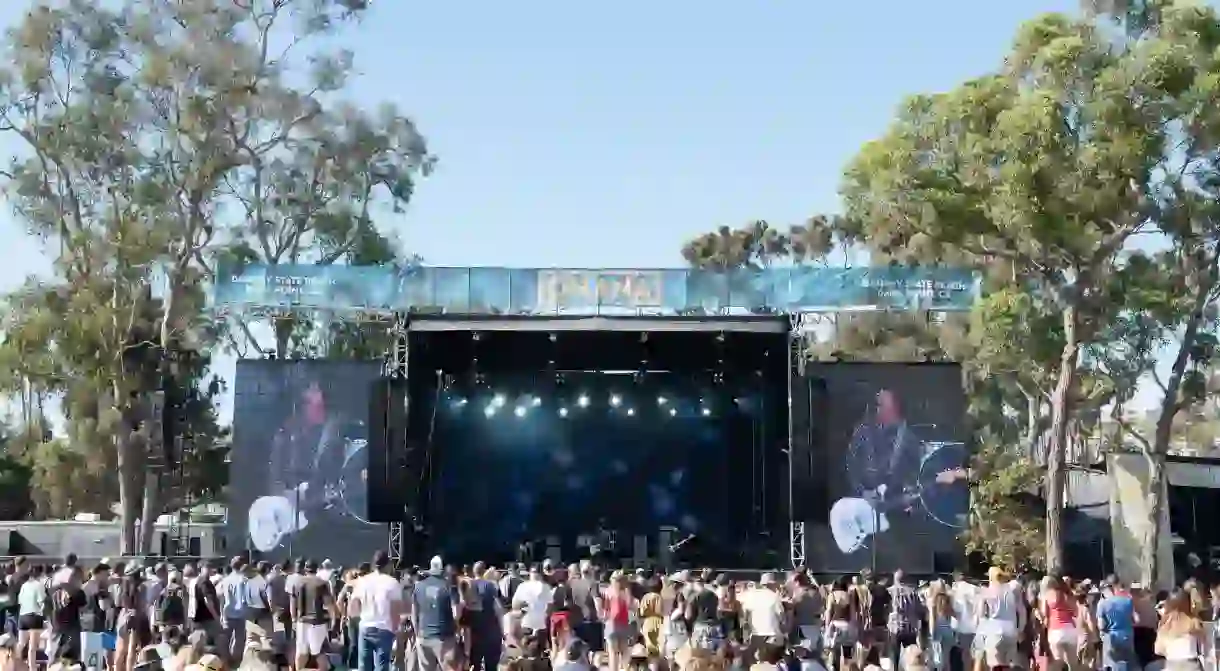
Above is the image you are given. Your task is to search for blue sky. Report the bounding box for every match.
[0,0,1079,281]
[0,0,1093,419]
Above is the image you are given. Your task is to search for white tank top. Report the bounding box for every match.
[1160,634,1200,661]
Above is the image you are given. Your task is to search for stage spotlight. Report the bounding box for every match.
[657,396,667,406]
[669,408,678,417]
[492,393,506,407]
[626,408,635,417]
[484,404,497,418]
[531,396,542,407]
[701,407,712,417]
[451,397,467,409]
[610,394,622,407]
[558,407,569,418]
[514,406,527,418]
[577,394,590,408]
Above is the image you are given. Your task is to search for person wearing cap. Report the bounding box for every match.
[410,556,457,671]
[290,559,335,671]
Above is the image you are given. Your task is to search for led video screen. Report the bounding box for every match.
[804,362,968,574]
[229,360,384,563]
[426,371,776,563]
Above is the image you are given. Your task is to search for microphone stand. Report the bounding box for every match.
[668,534,696,553]
[871,502,878,574]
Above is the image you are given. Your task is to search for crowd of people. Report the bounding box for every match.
[0,552,1218,671]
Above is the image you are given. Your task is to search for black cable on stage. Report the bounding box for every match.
[419,372,443,517]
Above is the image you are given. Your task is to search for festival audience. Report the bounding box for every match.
[1,551,1219,671]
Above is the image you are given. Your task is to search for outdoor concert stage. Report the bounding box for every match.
[394,315,792,569]
[218,264,976,573]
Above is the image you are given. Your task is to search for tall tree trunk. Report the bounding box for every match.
[1143,271,1211,586]
[139,472,159,555]
[275,317,293,357]
[115,434,139,553]
[1045,305,1080,573]
[1141,451,1166,587]
[116,384,141,555]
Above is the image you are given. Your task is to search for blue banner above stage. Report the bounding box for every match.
[212,263,979,315]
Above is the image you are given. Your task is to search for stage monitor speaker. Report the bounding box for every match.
[789,375,829,522]
[368,377,409,522]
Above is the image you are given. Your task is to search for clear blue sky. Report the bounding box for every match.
[0,0,1076,278]
[0,1,1093,420]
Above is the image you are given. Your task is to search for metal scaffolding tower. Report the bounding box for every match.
[386,313,409,565]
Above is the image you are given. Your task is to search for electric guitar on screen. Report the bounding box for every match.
[829,467,968,554]
[247,438,369,552]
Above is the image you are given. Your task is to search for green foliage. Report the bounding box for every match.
[680,219,842,271]
[680,1,1220,574]
[964,443,1047,572]
[0,426,33,519]
[0,0,430,545]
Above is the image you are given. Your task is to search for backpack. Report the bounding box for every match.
[156,587,185,625]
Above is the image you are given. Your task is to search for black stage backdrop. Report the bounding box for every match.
[229,360,384,563]
[425,372,771,564]
[803,362,968,574]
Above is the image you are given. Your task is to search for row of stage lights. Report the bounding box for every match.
[449,392,720,419]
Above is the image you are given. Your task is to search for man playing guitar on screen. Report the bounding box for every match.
[248,379,364,552]
[831,389,970,554]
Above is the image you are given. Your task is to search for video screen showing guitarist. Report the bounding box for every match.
[246,372,372,555]
[830,387,970,561]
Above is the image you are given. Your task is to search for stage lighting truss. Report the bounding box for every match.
[442,384,763,421]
